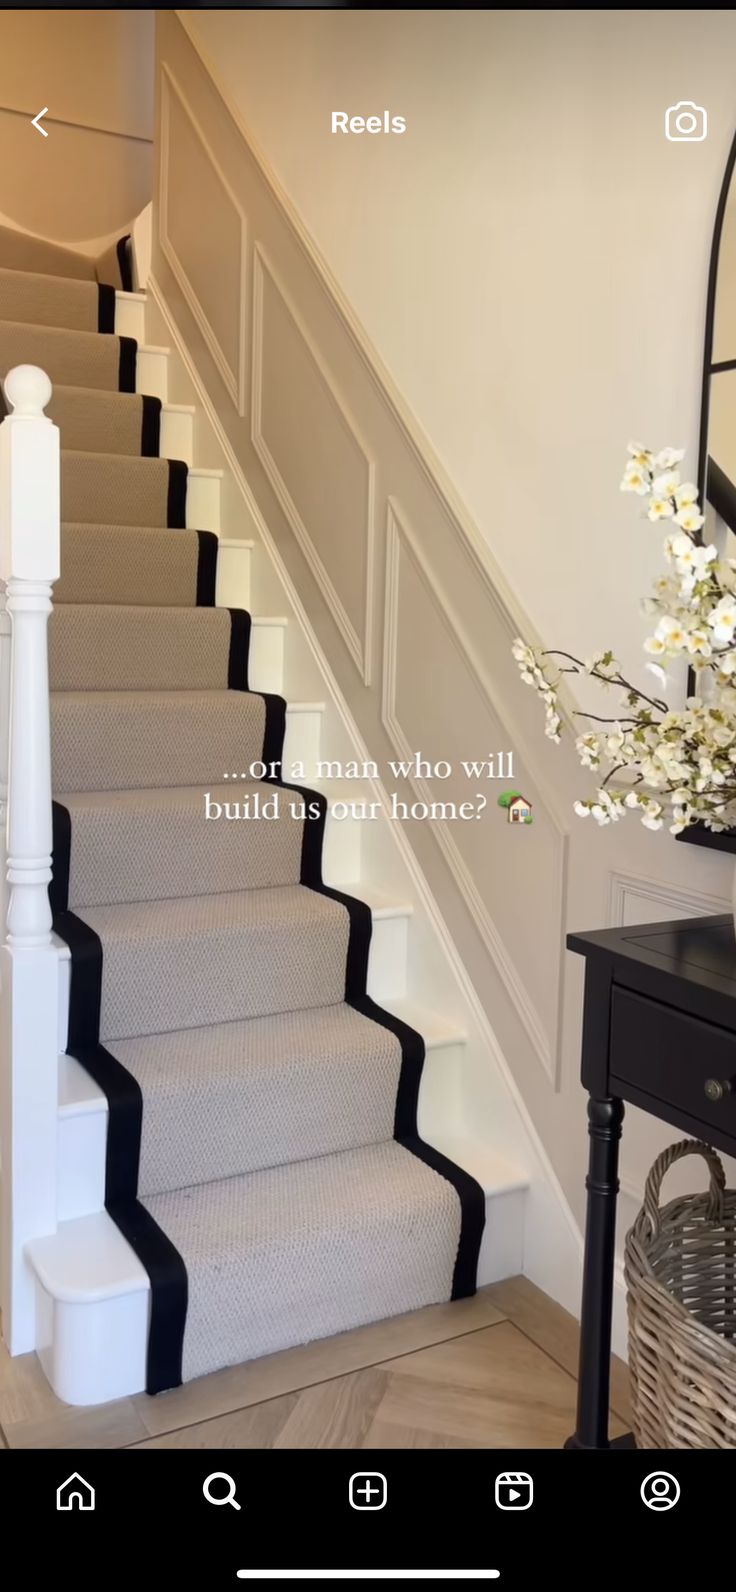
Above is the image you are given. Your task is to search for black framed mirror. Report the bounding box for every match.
[680,126,736,854]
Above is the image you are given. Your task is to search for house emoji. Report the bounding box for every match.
[508,794,533,825]
[57,1473,95,1511]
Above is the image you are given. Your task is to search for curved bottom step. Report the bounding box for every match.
[26,1140,527,1406]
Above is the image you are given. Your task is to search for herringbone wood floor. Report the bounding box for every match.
[0,1277,631,1449]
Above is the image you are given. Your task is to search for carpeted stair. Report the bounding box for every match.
[1,236,484,1394]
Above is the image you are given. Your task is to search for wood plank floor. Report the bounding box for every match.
[0,1277,632,1449]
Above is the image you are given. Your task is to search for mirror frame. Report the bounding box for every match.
[679,125,736,854]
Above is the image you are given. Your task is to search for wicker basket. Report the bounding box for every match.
[624,1139,736,1448]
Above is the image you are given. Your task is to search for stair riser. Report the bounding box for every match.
[247,621,286,695]
[186,470,221,534]
[159,406,195,466]
[214,540,253,611]
[35,1270,149,1406]
[114,292,146,343]
[30,1179,524,1405]
[283,708,323,782]
[136,346,168,401]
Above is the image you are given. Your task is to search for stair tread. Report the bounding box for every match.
[0,317,129,392]
[58,996,467,1118]
[62,883,350,1041]
[50,604,233,693]
[142,1139,463,1380]
[51,688,270,794]
[56,524,205,608]
[85,1001,407,1194]
[81,882,347,941]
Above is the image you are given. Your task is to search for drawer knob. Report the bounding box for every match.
[704,1077,734,1103]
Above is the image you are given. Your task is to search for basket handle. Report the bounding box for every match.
[642,1138,726,1238]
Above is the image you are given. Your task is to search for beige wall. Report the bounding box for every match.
[158,11,736,1246]
[0,9,154,250]
[182,6,736,687]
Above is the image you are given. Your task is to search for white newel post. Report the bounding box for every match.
[0,366,60,1354]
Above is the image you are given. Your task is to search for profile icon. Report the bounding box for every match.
[640,1471,681,1511]
[665,101,707,142]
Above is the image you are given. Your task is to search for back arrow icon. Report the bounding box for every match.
[32,108,48,138]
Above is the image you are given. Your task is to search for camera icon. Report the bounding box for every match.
[665,101,707,142]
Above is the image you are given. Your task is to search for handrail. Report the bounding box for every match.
[0,364,61,1354]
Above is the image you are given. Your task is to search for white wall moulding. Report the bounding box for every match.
[382,499,566,1087]
[251,246,376,686]
[151,9,616,1254]
[607,869,730,929]
[159,66,247,414]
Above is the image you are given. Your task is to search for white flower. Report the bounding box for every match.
[649,614,688,653]
[652,470,680,497]
[621,462,651,495]
[644,634,666,655]
[648,496,675,521]
[627,441,654,470]
[605,725,625,755]
[674,506,706,533]
[674,481,699,510]
[512,638,535,666]
[573,800,591,818]
[670,535,716,574]
[576,733,601,769]
[653,447,685,470]
[686,629,711,657]
[707,595,736,645]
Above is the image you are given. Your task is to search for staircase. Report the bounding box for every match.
[0,233,529,1406]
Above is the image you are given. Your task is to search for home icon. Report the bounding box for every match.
[508,794,533,825]
[57,1473,95,1511]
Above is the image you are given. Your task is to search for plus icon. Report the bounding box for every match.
[349,1472,388,1511]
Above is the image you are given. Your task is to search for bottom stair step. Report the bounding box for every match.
[143,1140,462,1385]
[26,1140,527,1405]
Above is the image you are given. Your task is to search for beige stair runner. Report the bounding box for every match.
[0,231,485,1392]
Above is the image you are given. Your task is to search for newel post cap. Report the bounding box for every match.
[4,365,53,418]
[0,364,59,584]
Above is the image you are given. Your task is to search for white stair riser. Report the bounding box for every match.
[476,1188,525,1287]
[114,292,146,343]
[215,541,253,611]
[282,707,323,782]
[186,471,222,534]
[30,1178,521,1405]
[135,347,168,402]
[57,1095,107,1222]
[35,1271,148,1406]
[247,621,286,695]
[57,1019,460,1222]
[159,406,195,466]
[367,910,408,1001]
[417,1041,467,1142]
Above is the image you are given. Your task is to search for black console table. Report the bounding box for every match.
[565,912,736,1450]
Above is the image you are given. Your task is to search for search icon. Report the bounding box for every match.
[203,1472,241,1511]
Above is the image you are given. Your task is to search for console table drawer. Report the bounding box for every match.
[610,985,736,1135]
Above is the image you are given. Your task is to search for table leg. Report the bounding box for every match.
[564,1094,624,1450]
